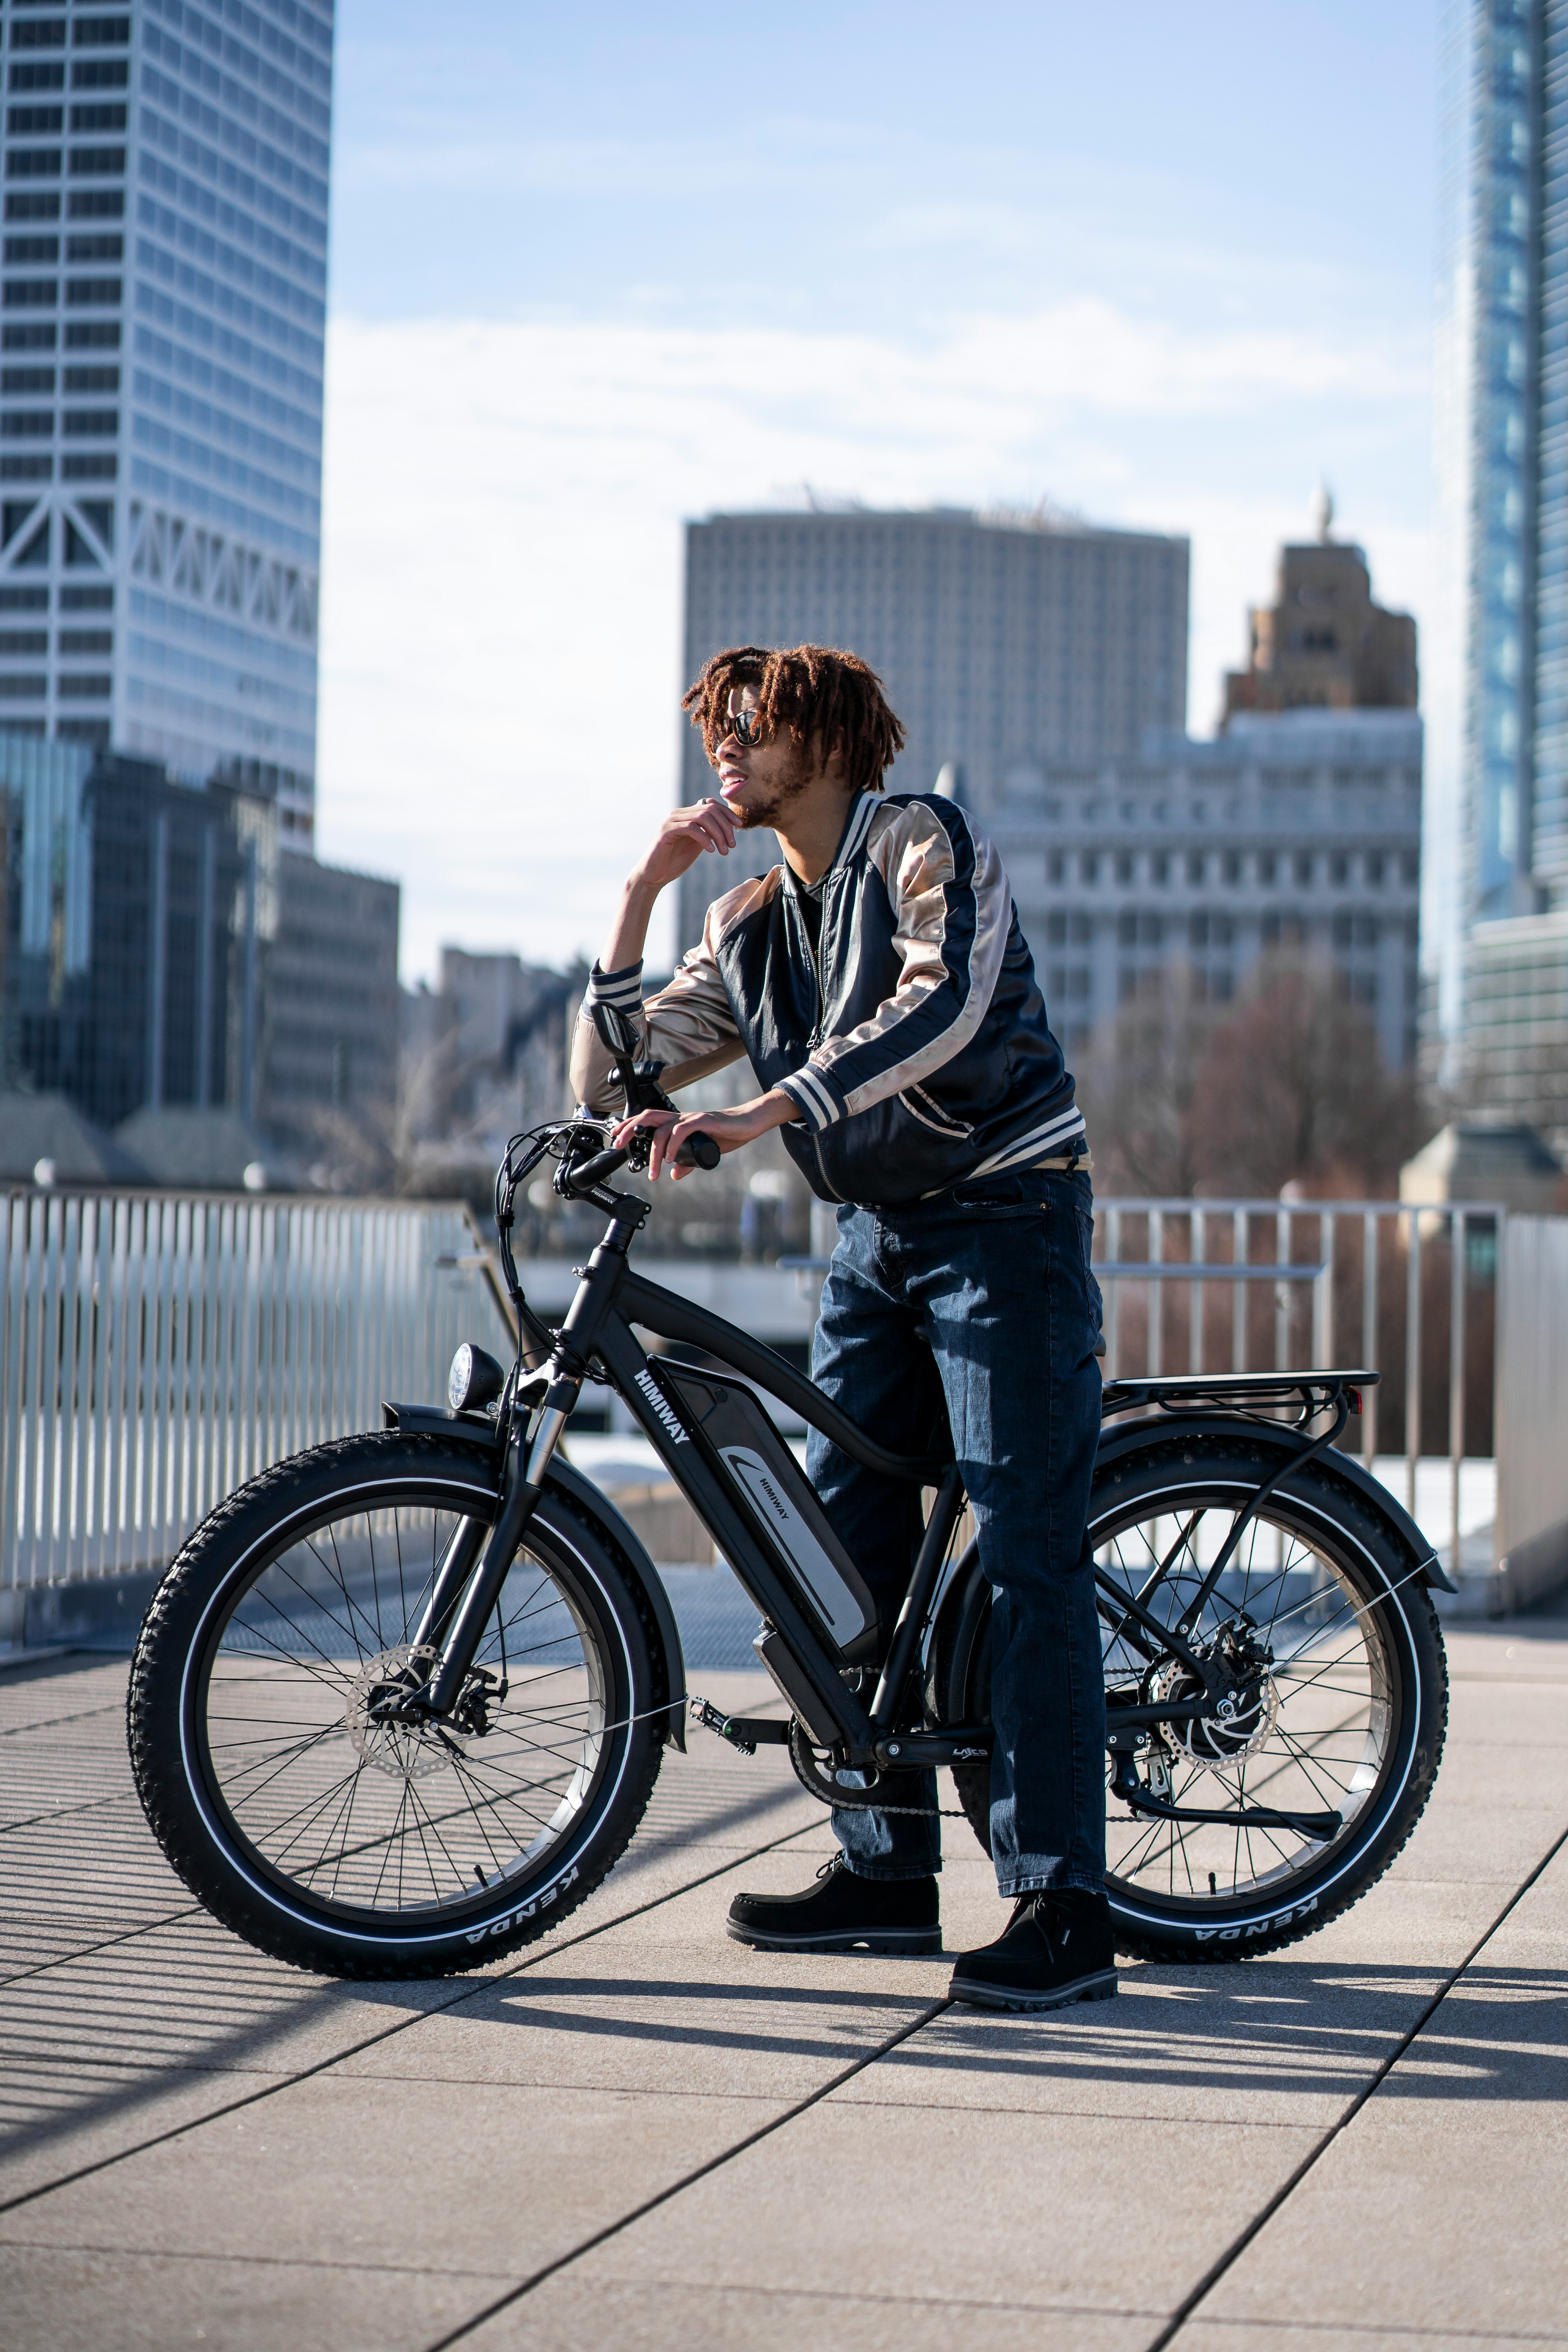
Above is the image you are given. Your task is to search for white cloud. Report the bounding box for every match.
[316,301,1429,981]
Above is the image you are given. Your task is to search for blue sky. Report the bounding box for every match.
[314,1,1439,978]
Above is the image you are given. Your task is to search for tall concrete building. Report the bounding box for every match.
[1428,0,1568,1127]
[677,503,1188,951]
[1221,498,1417,726]
[0,0,330,849]
[989,711,1423,1070]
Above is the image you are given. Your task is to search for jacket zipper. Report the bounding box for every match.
[797,878,843,1203]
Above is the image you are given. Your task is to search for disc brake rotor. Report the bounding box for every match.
[345,1644,452,1782]
[1151,1655,1280,1778]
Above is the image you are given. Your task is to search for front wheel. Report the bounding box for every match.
[944,1432,1448,1961]
[129,1432,665,1978]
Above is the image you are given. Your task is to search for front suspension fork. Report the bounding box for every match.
[415,1387,574,1718]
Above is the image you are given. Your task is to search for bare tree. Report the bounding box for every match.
[1075,962,1214,1196]
[1187,955,1431,1198]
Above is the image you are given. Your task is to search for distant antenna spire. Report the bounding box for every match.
[1312,481,1335,543]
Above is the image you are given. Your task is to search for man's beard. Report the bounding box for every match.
[738,760,813,830]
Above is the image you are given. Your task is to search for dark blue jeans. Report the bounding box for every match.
[806,1169,1106,1899]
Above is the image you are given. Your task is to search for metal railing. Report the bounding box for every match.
[0,1188,515,1592]
[1093,1198,1503,1593]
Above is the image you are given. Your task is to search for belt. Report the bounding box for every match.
[1031,1153,1093,1173]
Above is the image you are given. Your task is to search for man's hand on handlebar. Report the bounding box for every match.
[612,1089,800,1182]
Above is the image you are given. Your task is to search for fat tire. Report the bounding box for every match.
[128,1431,665,1979]
[947,1432,1448,1962]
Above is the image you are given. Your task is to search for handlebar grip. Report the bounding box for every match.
[678,1132,722,1171]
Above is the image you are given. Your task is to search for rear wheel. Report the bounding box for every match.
[944,1432,1448,1960]
[129,1432,664,1978]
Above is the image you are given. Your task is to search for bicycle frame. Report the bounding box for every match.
[387,1161,1419,1831]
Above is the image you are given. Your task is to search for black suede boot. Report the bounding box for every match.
[727,1855,941,1954]
[948,1888,1118,2011]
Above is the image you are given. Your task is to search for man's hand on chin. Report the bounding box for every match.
[611,1090,799,1183]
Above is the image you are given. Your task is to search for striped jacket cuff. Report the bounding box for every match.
[778,1063,846,1133]
[586,959,644,1011]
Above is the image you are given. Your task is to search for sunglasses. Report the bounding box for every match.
[721,699,764,748]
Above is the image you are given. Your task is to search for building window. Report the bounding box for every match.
[3,236,57,265]
[1400,851,1418,884]
[1221,849,1241,884]
[4,192,60,222]
[1117,910,1138,946]
[58,626,110,654]
[66,189,122,219]
[62,362,113,391]
[0,408,52,436]
[59,582,111,610]
[1186,851,1205,884]
[8,64,66,94]
[67,103,125,134]
[1150,850,1169,884]
[1114,849,1134,884]
[56,671,111,696]
[61,406,115,434]
[73,16,133,50]
[62,318,116,347]
[1081,851,1100,884]
[0,453,51,478]
[70,59,129,91]
[2,278,58,307]
[1047,849,1064,885]
[1294,851,1314,886]
[5,152,63,181]
[1366,850,1385,886]
[6,107,63,136]
[67,148,125,177]
[0,628,46,654]
[61,450,113,478]
[1329,851,1349,884]
[1258,850,1277,884]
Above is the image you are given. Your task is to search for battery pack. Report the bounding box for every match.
[666,1370,882,1664]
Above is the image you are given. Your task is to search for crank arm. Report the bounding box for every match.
[690,1697,791,1755]
[870,1726,992,1769]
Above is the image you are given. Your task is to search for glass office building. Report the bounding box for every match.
[1429,0,1568,1102]
[0,0,330,849]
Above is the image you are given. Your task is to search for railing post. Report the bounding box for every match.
[1361,1207,1379,1464]
[1492,1207,1509,1584]
[1191,1206,1205,1374]
[1405,1205,1422,1518]
[1450,1208,1466,1584]
[1148,1205,1163,1377]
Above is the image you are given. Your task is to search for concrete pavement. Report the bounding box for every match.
[0,1622,1564,2352]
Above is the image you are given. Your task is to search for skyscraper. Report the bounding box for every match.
[0,0,330,850]
[677,503,1188,953]
[1428,0,1568,1125]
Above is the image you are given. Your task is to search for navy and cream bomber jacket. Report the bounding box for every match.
[571,789,1087,1208]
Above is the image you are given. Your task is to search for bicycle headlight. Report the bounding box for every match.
[447,1342,506,1414]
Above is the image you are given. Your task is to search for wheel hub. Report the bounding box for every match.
[345,1645,452,1780]
[1153,1619,1279,1777]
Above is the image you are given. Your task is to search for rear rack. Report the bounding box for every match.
[1100,1368,1378,1421]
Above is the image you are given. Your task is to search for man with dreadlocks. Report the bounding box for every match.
[571,642,1112,2013]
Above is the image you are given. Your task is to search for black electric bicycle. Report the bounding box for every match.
[129,1009,1452,1979]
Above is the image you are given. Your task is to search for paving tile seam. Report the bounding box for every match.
[0,2232,517,2283]
[0,1793,145,1841]
[1180,2321,1568,2345]
[1145,1809,1568,2352]
[0,1815,823,2218]
[581,2275,1168,2323]
[0,1904,207,1987]
[829,2094,1327,2129]
[413,1996,956,2352]
[0,1703,126,1742]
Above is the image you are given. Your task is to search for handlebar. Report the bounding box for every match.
[559,1128,721,1200]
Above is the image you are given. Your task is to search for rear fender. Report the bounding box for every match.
[1093,1411,1455,1594]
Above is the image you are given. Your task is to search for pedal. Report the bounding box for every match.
[690,1695,791,1755]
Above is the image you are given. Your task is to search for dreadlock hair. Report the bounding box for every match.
[682,643,906,797]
